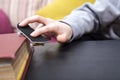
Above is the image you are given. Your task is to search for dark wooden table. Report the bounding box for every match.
[26,40,120,80]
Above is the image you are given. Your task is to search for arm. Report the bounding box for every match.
[19,0,120,43]
[61,0,120,41]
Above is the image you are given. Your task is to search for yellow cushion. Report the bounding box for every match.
[36,0,95,20]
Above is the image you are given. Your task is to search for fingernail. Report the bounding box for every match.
[19,22,22,25]
[19,23,23,26]
[30,32,35,37]
[30,32,34,36]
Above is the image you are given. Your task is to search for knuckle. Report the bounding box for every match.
[46,27,50,31]
[34,15,40,20]
[24,18,30,23]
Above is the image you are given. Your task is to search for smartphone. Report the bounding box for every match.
[17,23,48,46]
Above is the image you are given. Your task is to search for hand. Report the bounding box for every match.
[19,15,73,43]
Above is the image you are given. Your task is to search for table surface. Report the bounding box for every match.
[26,40,120,80]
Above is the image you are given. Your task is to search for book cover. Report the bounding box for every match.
[0,33,32,80]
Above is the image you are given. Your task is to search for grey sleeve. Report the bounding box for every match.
[61,0,120,41]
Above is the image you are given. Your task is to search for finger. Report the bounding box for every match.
[35,23,44,30]
[57,34,67,43]
[41,34,51,39]
[30,25,56,37]
[19,15,48,27]
[43,32,55,39]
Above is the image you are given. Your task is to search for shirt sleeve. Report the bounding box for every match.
[60,0,120,41]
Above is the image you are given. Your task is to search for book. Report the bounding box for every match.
[0,33,32,80]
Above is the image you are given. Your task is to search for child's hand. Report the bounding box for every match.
[19,15,73,43]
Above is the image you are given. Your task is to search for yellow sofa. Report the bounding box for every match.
[36,0,95,20]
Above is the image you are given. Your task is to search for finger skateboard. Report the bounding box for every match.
[17,23,48,47]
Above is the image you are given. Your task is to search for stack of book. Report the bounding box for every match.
[0,33,32,80]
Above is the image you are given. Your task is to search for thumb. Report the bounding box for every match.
[57,34,68,43]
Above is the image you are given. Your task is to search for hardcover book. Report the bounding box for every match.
[0,33,32,80]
